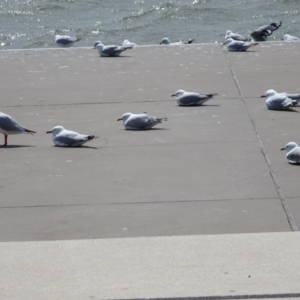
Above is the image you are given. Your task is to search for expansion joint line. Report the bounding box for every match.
[223,52,298,231]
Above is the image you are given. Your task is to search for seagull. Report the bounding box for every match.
[46,126,97,147]
[0,111,36,146]
[54,35,78,47]
[223,38,258,51]
[282,34,299,42]
[225,30,250,41]
[281,142,300,164]
[94,41,133,57]
[117,113,167,130]
[260,89,297,110]
[250,21,282,41]
[159,37,195,45]
[122,39,137,48]
[171,90,218,106]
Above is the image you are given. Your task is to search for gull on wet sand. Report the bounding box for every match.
[171,90,218,106]
[159,37,195,45]
[260,89,297,110]
[117,113,167,130]
[223,38,258,51]
[94,41,133,57]
[282,34,299,42]
[0,112,36,146]
[225,30,250,42]
[281,142,300,164]
[55,35,78,47]
[46,126,97,147]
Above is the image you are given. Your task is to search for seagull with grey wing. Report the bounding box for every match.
[55,35,79,47]
[225,30,250,42]
[94,41,133,57]
[0,111,36,146]
[250,21,282,41]
[282,34,299,42]
[117,113,167,130]
[260,89,297,110]
[281,142,300,164]
[46,126,98,147]
[171,90,218,106]
[223,38,258,51]
[159,37,195,45]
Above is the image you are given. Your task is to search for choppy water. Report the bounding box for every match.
[0,0,299,50]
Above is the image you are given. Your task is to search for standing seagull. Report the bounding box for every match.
[55,35,78,47]
[225,30,249,41]
[260,89,297,110]
[117,113,167,130]
[281,142,300,164]
[46,126,97,147]
[94,41,133,57]
[0,112,36,146]
[223,38,258,51]
[171,90,218,106]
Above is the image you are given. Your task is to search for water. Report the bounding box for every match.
[0,0,299,50]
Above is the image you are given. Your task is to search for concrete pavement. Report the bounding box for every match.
[0,42,300,298]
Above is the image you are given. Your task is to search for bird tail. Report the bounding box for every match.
[209,93,218,97]
[188,39,195,44]
[123,46,133,50]
[87,135,99,140]
[24,128,36,134]
[250,43,259,47]
[157,118,168,122]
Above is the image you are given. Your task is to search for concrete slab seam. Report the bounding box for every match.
[222,51,298,232]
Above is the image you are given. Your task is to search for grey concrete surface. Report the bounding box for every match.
[1,42,300,241]
[0,233,300,300]
[1,42,300,299]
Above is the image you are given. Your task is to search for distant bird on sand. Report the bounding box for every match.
[225,30,250,42]
[55,35,79,47]
[46,126,97,147]
[159,37,195,45]
[260,89,297,110]
[223,38,258,51]
[250,21,282,41]
[0,111,36,146]
[117,113,167,130]
[282,34,299,42]
[281,142,300,164]
[171,90,218,106]
[94,41,133,57]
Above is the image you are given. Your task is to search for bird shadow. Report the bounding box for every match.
[122,128,170,131]
[52,145,99,149]
[0,145,37,149]
[271,108,299,113]
[178,104,221,107]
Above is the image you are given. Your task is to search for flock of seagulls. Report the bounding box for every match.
[1,24,299,166]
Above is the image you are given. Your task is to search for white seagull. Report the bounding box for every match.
[0,111,36,146]
[225,30,249,41]
[171,90,218,106]
[281,142,300,164]
[46,126,97,147]
[282,34,299,42]
[55,35,78,47]
[117,113,167,130]
[260,89,297,110]
[122,39,137,48]
[94,41,133,57]
[159,37,194,45]
[223,38,258,51]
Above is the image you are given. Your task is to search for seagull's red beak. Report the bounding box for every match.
[46,130,53,134]
[260,95,266,98]
[171,94,175,97]
[117,118,122,121]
